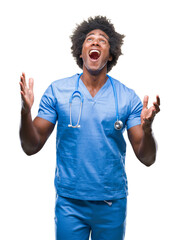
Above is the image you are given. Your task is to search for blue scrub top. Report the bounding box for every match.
[37,74,143,200]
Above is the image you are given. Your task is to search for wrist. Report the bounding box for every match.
[21,109,31,118]
[142,125,153,136]
[21,106,31,116]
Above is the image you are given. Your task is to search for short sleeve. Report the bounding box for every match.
[37,84,57,125]
[126,91,143,130]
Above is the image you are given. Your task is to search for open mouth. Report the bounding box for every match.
[89,50,101,60]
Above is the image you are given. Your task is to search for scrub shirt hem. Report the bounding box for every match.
[56,189,128,201]
[37,114,56,125]
[126,121,141,130]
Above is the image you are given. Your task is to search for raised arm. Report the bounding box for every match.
[19,72,55,155]
[127,95,160,166]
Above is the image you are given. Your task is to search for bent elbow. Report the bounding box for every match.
[138,154,156,167]
[24,150,35,156]
[144,159,155,167]
[22,147,36,156]
[21,142,39,156]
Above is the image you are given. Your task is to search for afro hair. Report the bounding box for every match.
[70,16,125,72]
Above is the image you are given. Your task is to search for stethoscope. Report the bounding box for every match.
[68,73,123,130]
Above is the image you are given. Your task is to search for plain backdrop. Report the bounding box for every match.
[0,0,178,239]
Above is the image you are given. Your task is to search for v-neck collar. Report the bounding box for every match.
[79,76,110,101]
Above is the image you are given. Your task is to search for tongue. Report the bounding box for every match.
[90,52,99,60]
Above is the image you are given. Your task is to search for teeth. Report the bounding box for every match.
[89,50,101,56]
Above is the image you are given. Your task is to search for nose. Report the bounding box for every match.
[91,38,100,46]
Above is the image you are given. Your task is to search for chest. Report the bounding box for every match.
[56,90,129,133]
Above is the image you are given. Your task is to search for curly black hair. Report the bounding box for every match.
[70,16,125,73]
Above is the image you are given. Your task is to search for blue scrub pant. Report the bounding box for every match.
[55,195,127,240]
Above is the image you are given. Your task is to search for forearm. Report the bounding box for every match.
[137,130,157,166]
[19,112,40,155]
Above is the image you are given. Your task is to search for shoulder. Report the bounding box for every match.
[51,73,79,89]
[43,73,80,97]
[109,75,137,98]
[42,73,81,101]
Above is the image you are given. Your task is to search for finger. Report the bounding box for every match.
[143,95,149,109]
[20,90,26,103]
[150,111,156,120]
[156,95,160,106]
[22,72,26,79]
[151,109,157,118]
[19,81,24,92]
[28,78,34,92]
[153,102,160,113]
[20,72,27,87]
[20,90,25,99]
[153,95,160,113]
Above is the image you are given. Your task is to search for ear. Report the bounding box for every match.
[108,55,113,61]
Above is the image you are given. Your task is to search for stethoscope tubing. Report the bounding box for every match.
[107,74,119,121]
[68,73,123,130]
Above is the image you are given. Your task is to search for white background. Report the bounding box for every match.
[0,0,178,239]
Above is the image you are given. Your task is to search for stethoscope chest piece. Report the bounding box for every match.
[114,120,123,130]
[68,73,123,131]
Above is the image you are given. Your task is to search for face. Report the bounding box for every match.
[80,29,112,75]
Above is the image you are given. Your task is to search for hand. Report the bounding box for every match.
[19,72,34,115]
[141,95,160,133]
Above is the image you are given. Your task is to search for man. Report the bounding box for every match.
[19,16,160,240]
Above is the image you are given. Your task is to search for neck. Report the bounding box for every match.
[81,68,108,97]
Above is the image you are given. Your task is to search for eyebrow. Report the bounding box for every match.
[86,33,109,41]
